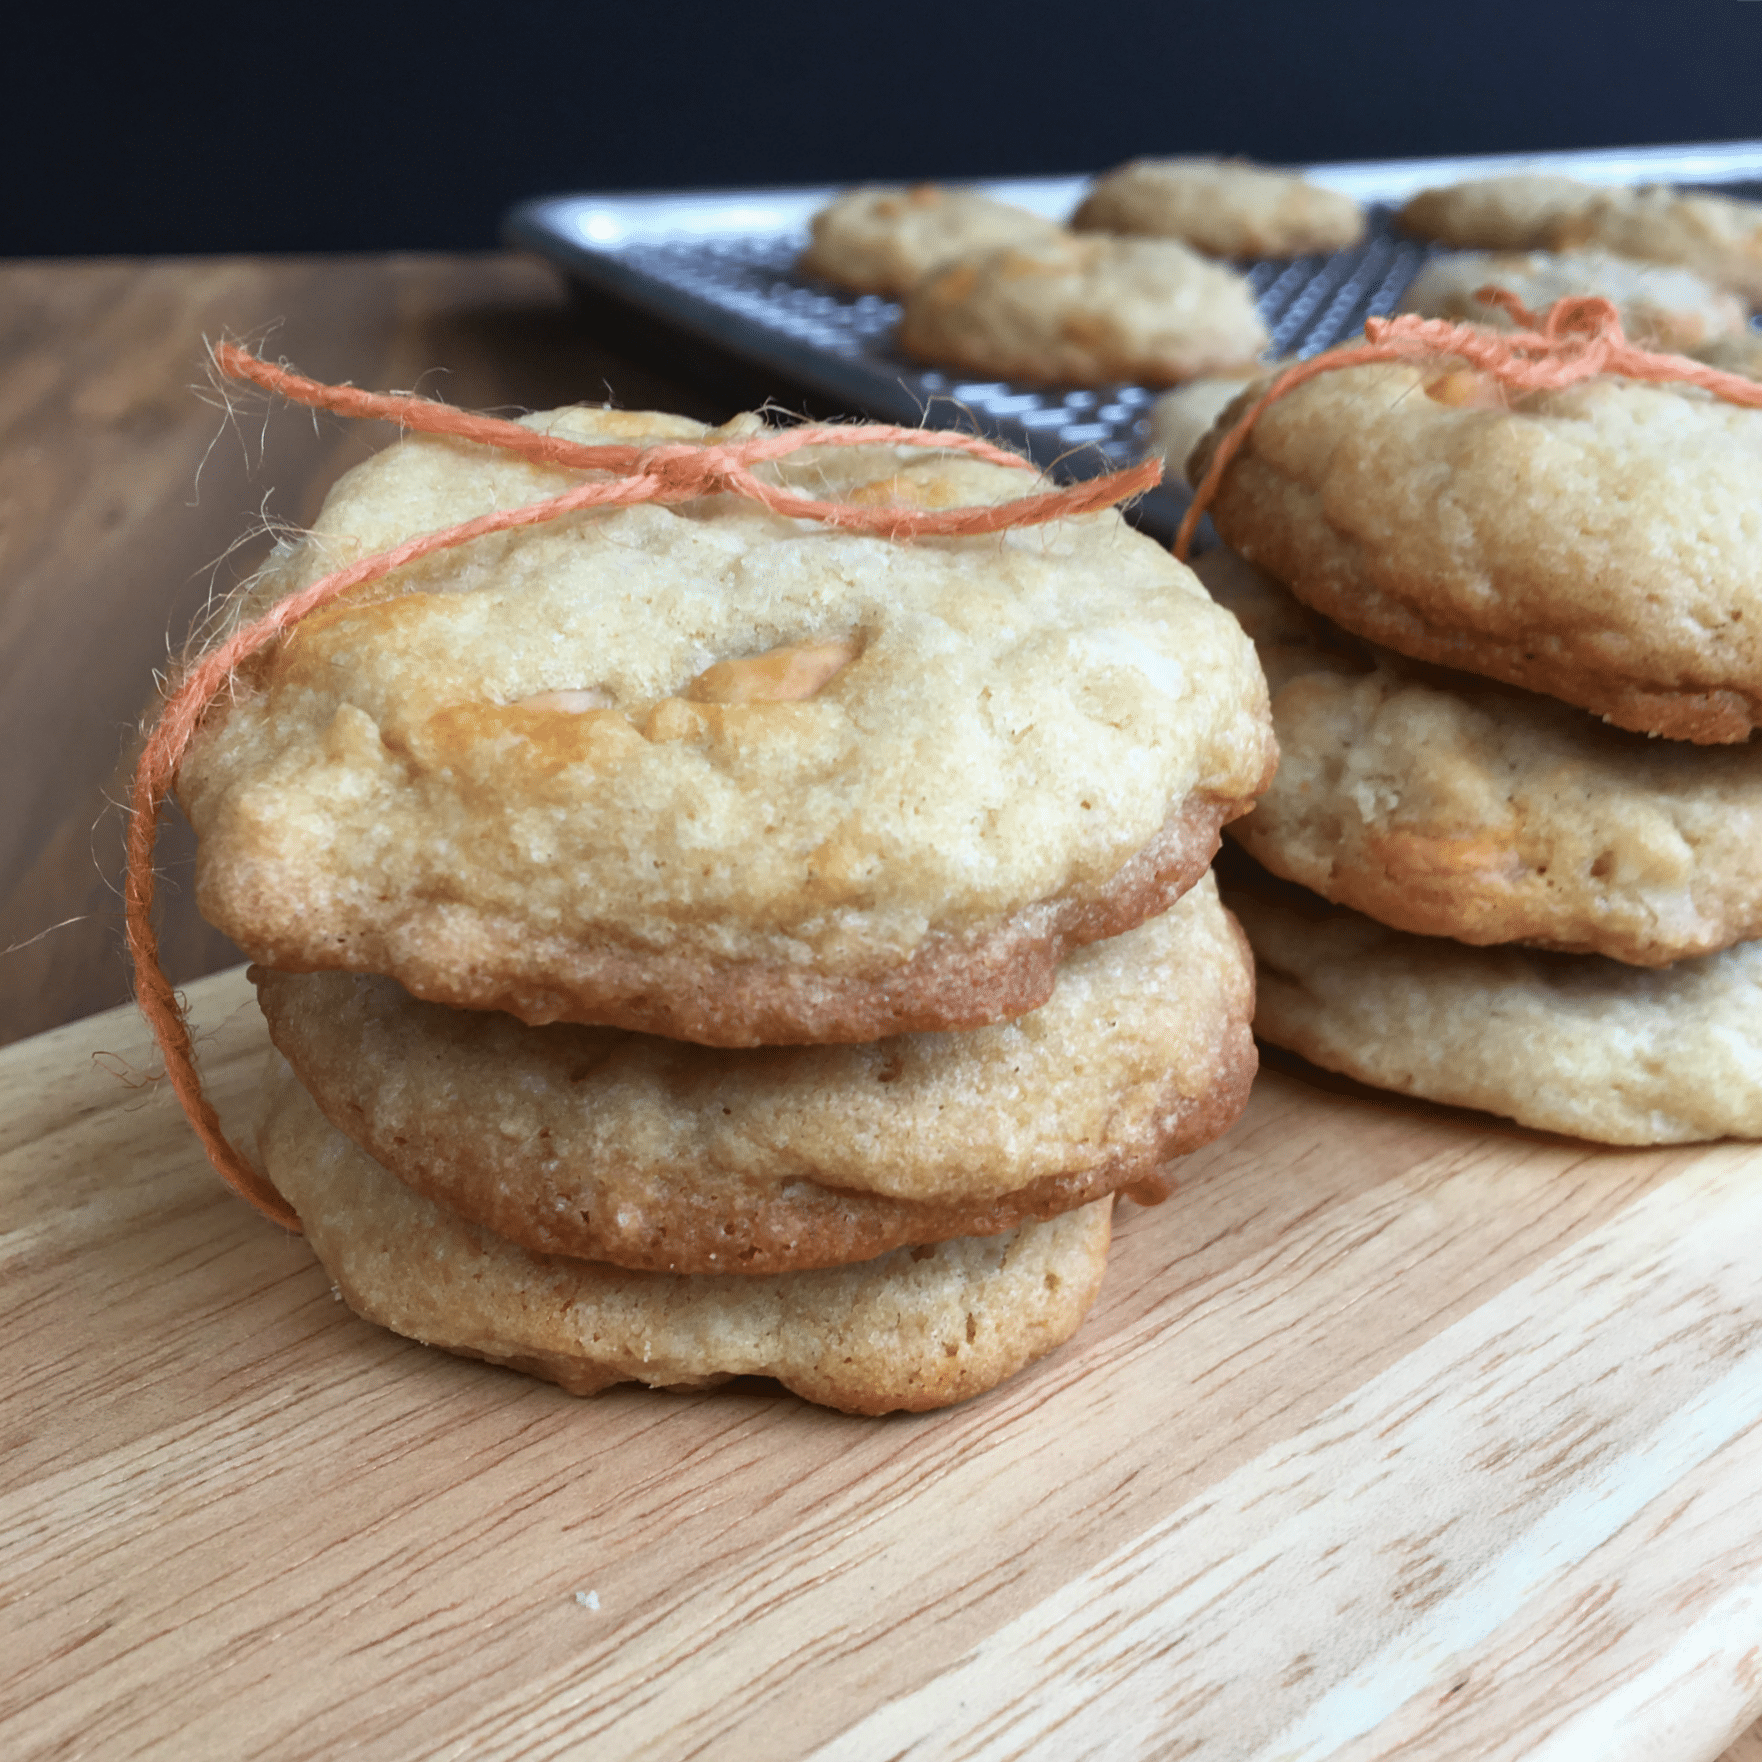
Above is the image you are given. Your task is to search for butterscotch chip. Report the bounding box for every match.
[1072,158,1364,258]
[1188,360,1762,742]
[1225,869,1762,1146]
[259,1069,1113,1414]
[1551,186,1762,304]
[1397,174,1602,249]
[1398,248,1748,352]
[1198,548,1762,967]
[799,184,1066,297]
[180,407,1274,1045]
[253,874,1256,1273]
[898,236,1269,387]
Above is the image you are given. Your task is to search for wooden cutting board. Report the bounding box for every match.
[6,968,1762,1761]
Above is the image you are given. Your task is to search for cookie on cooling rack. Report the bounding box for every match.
[897,235,1268,387]
[799,184,1066,298]
[1550,186,1762,304]
[1396,174,1603,250]
[180,406,1274,1044]
[253,872,1255,1274]
[1224,864,1762,1147]
[1187,359,1762,742]
[1072,158,1364,258]
[1150,369,1274,480]
[1197,547,1762,967]
[1398,248,1748,351]
[260,1068,1114,1414]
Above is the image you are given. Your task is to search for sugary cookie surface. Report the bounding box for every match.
[1200,549,1762,967]
[1072,158,1364,258]
[182,407,1273,1040]
[1190,363,1762,742]
[898,235,1268,387]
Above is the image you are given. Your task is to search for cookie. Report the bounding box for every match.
[180,406,1275,1044]
[1150,370,1269,481]
[1551,186,1762,304]
[259,1068,1113,1413]
[799,184,1066,298]
[1224,866,1762,1146]
[1396,174,1602,250]
[1071,158,1364,258]
[1187,360,1762,742]
[1198,547,1762,967]
[897,235,1269,387]
[1691,327,1762,380]
[253,872,1256,1273]
[1397,248,1747,352]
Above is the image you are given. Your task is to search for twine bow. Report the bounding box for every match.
[130,345,1163,1231]
[1175,290,1762,559]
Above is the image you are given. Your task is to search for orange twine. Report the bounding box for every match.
[131,344,1165,1232]
[1174,290,1762,561]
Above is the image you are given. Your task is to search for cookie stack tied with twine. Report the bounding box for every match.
[1177,291,1762,1146]
[133,346,1277,1414]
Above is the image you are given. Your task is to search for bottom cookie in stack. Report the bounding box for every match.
[1196,547,1762,1147]
[253,873,1257,1413]
[1224,861,1762,1146]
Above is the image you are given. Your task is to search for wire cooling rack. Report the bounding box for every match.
[506,144,1762,541]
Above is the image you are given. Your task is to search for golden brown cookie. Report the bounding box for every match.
[1550,186,1762,304]
[799,184,1066,297]
[1149,369,1270,481]
[253,873,1256,1273]
[898,235,1269,387]
[1071,158,1364,258]
[260,1068,1114,1414]
[1198,547,1762,966]
[1188,360,1762,742]
[1396,174,1602,250]
[1397,248,1747,352]
[1224,865,1762,1147]
[181,406,1275,1044]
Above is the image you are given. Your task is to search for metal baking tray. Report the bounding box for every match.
[505,140,1762,542]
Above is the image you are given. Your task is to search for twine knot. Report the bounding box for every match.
[1176,287,1762,559]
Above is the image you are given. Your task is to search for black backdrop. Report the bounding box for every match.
[9,0,1762,256]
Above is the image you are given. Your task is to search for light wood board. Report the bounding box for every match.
[5,968,1762,1760]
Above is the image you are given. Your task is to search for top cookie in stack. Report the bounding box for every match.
[1183,332,1762,1145]
[178,398,1275,1410]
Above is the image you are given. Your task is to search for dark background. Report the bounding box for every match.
[9,0,1762,257]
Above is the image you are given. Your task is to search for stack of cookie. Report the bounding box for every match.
[179,403,1275,1411]
[1183,345,1762,1146]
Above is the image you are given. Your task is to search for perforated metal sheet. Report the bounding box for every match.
[506,147,1762,540]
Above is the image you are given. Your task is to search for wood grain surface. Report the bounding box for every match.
[0,255,723,1047]
[6,970,1762,1760]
